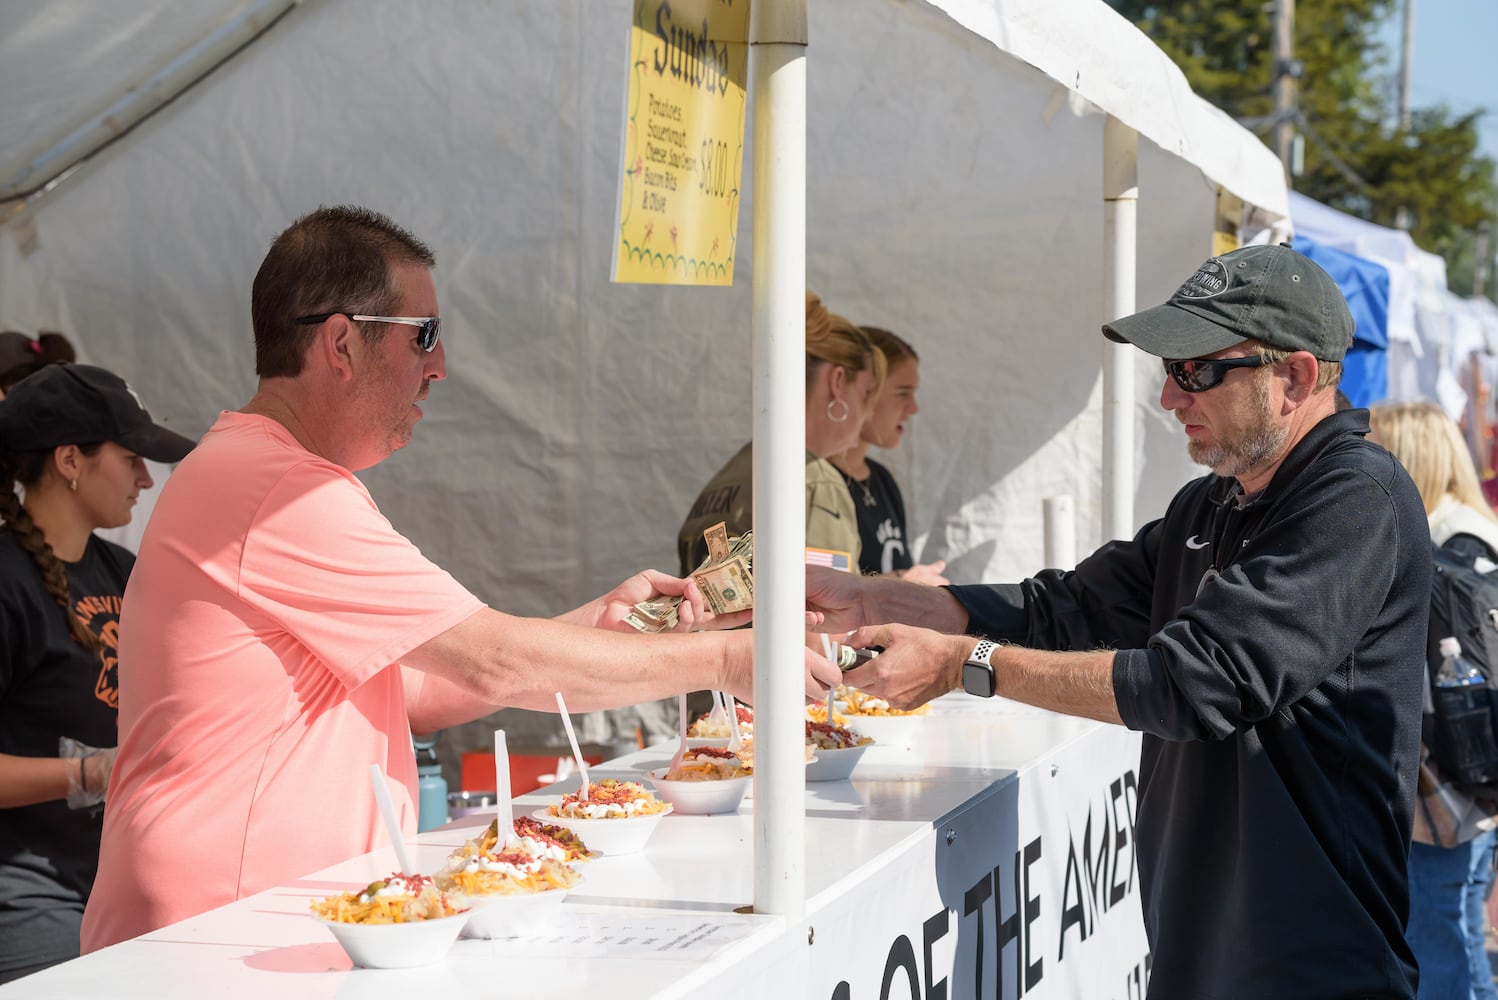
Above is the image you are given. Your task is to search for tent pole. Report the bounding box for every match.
[749,0,809,920]
[0,0,300,207]
[1102,117,1139,543]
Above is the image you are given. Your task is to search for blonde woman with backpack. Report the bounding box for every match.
[1371,399,1498,1000]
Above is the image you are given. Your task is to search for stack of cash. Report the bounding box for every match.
[625,522,754,632]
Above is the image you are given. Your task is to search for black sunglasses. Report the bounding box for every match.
[294,312,441,352]
[1163,355,1268,393]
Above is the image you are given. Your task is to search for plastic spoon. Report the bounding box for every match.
[368,763,417,875]
[722,691,743,754]
[494,729,514,845]
[706,692,727,728]
[554,691,590,801]
[670,692,689,775]
[819,633,840,724]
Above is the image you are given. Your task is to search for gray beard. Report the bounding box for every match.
[1189,421,1289,479]
[1185,377,1288,479]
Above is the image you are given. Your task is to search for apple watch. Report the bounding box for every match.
[962,638,999,698]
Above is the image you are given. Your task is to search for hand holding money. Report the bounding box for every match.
[626,523,754,632]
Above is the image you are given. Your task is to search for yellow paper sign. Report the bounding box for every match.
[613,0,749,286]
[1213,187,1244,256]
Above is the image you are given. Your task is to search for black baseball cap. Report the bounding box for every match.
[0,363,196,462]
[1103,243,1354,361]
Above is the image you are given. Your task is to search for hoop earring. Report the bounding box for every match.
[68,479,77,492]
[827,399,849,423]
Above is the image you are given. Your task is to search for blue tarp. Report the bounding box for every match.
[1293,234,1391,407]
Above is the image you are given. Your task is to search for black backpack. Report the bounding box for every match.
[1425,539,1498,789]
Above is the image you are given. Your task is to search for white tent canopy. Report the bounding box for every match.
[1288,190,1453,405]
[0,0,1286,744]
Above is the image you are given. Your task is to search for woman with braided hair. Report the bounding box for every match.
[0,363,194,983]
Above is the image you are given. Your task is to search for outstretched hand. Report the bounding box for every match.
[839,623,969,711]
[568,569,716,632]
[805,565,871,633]
[578,568,831,633]
[717,629,843,703]
[899,560,949,587]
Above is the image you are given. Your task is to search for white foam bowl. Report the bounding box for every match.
[460,885,570,939]
[804,742,872,782]
[532,805,671,856]
[314,910,470,969]
[643,769,750,814]
[838,714,924,749]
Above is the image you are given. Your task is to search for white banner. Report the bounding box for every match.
[717,723,1150,999]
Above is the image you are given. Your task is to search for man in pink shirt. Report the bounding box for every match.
[81,206,840,951]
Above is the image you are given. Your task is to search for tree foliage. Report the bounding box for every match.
[1108,0,1495,296]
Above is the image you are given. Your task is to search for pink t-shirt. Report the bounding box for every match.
[81,412,484,951]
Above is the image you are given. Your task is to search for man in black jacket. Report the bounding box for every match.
[813,244,1429,999]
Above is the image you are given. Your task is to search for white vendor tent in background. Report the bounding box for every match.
[1288,191,1458,407]
[1290,191,1498,435]
[0,1,1285,743]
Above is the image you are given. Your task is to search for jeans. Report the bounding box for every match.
[1408,828,1498,1000]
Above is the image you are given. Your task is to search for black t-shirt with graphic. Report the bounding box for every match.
[0,529,131,971]
[840,459,913,576]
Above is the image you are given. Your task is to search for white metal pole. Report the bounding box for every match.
[1042,495,1076,570]
[1102,117,1138,543]
[749,0,808,920]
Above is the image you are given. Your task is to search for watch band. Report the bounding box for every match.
[962,638,1000,698]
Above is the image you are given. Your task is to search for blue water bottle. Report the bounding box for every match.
[413,732,448,832]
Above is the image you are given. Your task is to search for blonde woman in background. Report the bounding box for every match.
[676,291,883,575]
[1370,399,1498,1000]
[831,326,947,584]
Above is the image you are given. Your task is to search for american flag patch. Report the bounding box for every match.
[805,548,852,572]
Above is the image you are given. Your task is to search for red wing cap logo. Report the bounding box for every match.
[1176,258,1229,299]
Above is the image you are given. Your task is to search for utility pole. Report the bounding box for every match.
[1394,0,1415,230]
[1476,221,1491,300]
[1271,0,1298,182]
[1477,206,1494,300]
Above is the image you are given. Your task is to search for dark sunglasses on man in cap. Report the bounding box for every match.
[294,312,441,352]
[1163,355,1269,393]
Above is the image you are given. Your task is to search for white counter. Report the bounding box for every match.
[1,695,1149,999]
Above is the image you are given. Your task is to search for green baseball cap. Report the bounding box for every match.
[1102,243,1353,361]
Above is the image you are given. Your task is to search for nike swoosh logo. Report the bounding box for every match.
[1185,535,1209,550]
[811,505,842,520]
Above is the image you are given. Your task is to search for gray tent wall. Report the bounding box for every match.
[0,0,1271,743]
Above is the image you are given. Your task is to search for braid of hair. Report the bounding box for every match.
[0,462,101,652]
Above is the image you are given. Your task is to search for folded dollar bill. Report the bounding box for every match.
[625,524,753,631]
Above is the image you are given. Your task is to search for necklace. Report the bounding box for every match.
[853,475,876,507]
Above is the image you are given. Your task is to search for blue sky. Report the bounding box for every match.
[1375,2,1497,162]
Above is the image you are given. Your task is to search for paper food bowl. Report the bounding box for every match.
[685,736,733,749]
[314,910,470,969]
[460,885,570,940]
[533,806,671,856]
[643,769,750,815]
[804,742,871,782]
[836,713,922,748]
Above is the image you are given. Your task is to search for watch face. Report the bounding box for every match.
[962,661,995,698]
